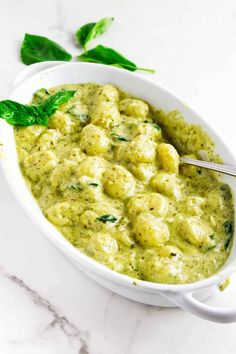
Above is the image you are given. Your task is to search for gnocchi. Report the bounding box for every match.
[119,98,149,118]
[87,233,118,262]
[80,124,110,155]
[14,83,234,285]
[126,135,156,163]
[102,165,135,199]
[133,213,170,247]
[178,218,215,250]
[157,143,179,173]
[24,150,58,182]
[77,156,106,178]
[127,193,168,218]
[90,85,121,128]
[151,172,181,199]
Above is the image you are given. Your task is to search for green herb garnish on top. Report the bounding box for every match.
[96,214,118,223]
[224,220,234,250]
[111,132,129,141]
[68,183,83,191]
[206,234,216,251]
[144,120,161,130]
[220,184,232,201]
[0,90,76,126]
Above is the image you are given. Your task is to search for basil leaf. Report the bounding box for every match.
[0,100,42,126]
[76,17,114,50]
[42,90,76,117]
[0,90,76,126]
[224,221,234,250]
[89,182,99,187]
[76,22,96,47]
[78,45,155,73]
[96,214,118,223]
[86,17,114,48]
[111,132,129,141]
[21,33,72,65]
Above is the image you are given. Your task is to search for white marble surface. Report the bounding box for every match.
[1,0,236,353]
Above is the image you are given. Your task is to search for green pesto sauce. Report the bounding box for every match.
[14,83,234,284]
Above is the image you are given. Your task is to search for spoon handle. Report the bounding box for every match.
[180,157,236,177]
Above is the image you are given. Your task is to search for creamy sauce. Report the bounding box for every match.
[14,83,234,284]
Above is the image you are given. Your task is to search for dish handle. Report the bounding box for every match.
[12,61,66,88]
[163,290,236,323]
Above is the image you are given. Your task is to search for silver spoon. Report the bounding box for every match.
[180,157,236,177]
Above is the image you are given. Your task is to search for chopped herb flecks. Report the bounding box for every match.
[220,184,232,201]
[144,121,161,131]
[224,220,233,250]
[89,182,99,187]
[204,234,216,251]
[68,183,83,191]
[111,132,129,141]
[96,214,118,223]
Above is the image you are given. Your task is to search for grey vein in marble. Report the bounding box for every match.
[1,267,90,353]
[79,339,90,354]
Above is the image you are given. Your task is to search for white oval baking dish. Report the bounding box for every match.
[0,62,236,323]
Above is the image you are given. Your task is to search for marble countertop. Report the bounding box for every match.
[1,0,236,353]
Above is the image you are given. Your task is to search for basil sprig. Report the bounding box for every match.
[21,33,72,65]
[78,45,155,73]
[76,17,114,51]
[41,91,75,117]
[0,90,76,126]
